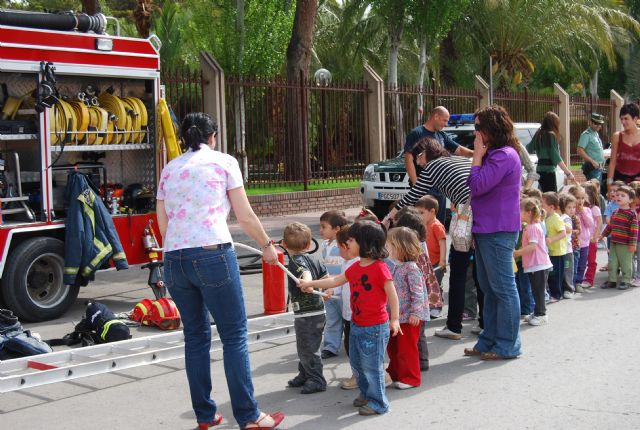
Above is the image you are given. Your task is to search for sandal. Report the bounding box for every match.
[242,411,285,430]
[198,413,223,430]
[463,347,482,357]
[480,351,517,361]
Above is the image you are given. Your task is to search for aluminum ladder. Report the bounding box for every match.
[0,312,295,393]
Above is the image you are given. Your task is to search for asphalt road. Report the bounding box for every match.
[2,208,639,429]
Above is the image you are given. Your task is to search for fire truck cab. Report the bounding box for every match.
[0,10,165,321]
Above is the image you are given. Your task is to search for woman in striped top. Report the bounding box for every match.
[383,137,479,341]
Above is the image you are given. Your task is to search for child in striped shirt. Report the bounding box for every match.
[599,186,638,290]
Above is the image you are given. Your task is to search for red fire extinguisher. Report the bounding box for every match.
[262,248,286,315]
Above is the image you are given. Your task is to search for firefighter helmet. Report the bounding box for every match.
[131,298,154,324]
[145,298,181,330]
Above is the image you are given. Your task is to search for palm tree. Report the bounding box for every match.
[460,0,640,90]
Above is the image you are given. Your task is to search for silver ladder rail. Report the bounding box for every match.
[0,312,295,393]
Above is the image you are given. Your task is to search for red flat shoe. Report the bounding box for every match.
[242,411,285,430]
[198,413,223,429]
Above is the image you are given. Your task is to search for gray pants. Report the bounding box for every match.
[463,261,478,317]
[417,323,429,370]
[294,314,326,387]
[528,269,549,316]
[563,252,575,292]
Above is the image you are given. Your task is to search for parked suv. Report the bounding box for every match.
[360,117,563,219]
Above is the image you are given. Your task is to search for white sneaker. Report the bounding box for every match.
[434,327,463,340]
[563,291,574,299]
[340,375,358,390]
[522,313,534,323]
[394,381,417,390]
[384,372,393,387]
[528,315,548,326]
[471,325,482,335]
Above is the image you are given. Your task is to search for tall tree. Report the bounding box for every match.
[286,0,317,81]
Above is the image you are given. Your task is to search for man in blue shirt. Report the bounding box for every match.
[403,106,473,223]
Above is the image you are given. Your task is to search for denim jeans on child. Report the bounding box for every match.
[574,246,589,284]
[165,245,260,428]
[516,260,534,315]
[472,232,522,358]
[322,296,343,354]
[350,321,390,414]
[562,252,575,293]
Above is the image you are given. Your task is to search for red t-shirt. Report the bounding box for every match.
[345,260,391,326]
[426,219,447,266]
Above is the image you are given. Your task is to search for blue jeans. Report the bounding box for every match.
[165,245,260,427]
[350,321,390,414]
[473,232,522,358]
[574,246,589,284]
[322,295,343,354]
[516,260,534,315]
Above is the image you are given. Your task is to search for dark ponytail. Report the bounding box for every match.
[180,112,218,151]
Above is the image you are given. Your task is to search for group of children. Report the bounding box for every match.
[280,200,447,416]
[515,179,639,327]
[279,178,639,417]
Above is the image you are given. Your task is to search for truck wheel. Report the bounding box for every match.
[1,237,79,322]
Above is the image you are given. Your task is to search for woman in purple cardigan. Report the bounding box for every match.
[464,105,523,360]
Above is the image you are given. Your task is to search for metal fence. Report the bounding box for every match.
[569,96,614,163]
[493,89,560,123]
[384,83,481,158]
[224,76,369,188]
[161,67,204,125]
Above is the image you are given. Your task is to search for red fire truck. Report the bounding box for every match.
[0,9,166,321]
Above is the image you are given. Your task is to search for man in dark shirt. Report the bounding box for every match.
[404,106,473,223]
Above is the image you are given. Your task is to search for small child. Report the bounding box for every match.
[582,182,603,287]
[559,194,578,294]
[514,198,553,326]
[385,227,429,389]
[514,200,535,317]
[541,192,567,302]
[282,222,329,394]
[568,185,594,288]
[319,210,349,359]
[599,186,639,290]
[415,195,447,286]
[601,181,623,272]
[299,221,401,416]
[394,211,437,372]
[336,225,360,390]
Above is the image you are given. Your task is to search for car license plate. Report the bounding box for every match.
[378,192,403,200]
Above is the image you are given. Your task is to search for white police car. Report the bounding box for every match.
[360,114,563,219]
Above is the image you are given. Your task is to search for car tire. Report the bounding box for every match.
[1,237,79,322]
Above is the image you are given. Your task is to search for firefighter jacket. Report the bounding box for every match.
[63,172,128,286]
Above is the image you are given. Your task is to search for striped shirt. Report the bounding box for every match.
[396,156,471,209]
[601,208,639,246]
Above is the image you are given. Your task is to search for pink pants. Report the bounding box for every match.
[584,242,598,285]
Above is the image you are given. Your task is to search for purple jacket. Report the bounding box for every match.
[467,146,521,234]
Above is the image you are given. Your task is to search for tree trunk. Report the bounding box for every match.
[285,0,317,183]
[388,12,405,153]
[234,0,248,181]
[81,0,101,15]
[416,34,428,123]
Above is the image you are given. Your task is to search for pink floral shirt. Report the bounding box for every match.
[157,144,243,252]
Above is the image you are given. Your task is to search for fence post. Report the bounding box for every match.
[431,78,437,107]
[610,90,624,135]
[199,52,228,153]
[474,75,490,110]
[554,83,570,165]
[363,65,386,163]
